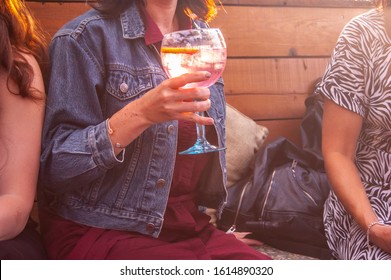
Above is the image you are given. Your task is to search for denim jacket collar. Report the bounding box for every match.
[120,1,146,40]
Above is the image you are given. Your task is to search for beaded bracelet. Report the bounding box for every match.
[366,220,385,247]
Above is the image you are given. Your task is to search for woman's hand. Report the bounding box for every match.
[135,71,215,126]
[107,71,215,154]
[231,232,263,246]
[369,224,391,254]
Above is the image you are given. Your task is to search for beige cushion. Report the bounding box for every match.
[226,103,269,187]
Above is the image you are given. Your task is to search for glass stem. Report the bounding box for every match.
[196,111,207,142]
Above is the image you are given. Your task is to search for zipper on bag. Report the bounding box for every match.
[226,180,251,233]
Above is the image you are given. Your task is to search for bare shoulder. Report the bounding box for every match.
[20,52,45,97]
[0,51,45,104]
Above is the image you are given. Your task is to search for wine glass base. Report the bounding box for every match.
[179,141,225,155]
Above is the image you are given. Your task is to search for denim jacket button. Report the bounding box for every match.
[167,124,175,134]
[146,223,155,233]
[119,82,128,93]
[156,179,166,188]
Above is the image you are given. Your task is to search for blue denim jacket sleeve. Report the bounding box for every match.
[41,31,124,192]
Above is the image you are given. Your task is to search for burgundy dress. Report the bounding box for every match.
[39,121,271,260]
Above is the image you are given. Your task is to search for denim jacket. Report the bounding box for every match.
[39,2,227,238]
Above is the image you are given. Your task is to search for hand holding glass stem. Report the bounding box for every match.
[161,28,227,154]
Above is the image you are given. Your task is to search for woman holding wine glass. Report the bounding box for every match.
[39,0,271,260]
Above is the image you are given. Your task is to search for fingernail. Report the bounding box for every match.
[205,72,211,79]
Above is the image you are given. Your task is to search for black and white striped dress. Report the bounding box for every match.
[317,8,391,260]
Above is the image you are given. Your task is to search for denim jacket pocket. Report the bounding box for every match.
[106,65,165,101]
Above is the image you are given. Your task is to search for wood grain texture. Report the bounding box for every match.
[26,2,361,145]
[220,0,373,8]
[211,5,368,57]
[223,57,327,94]
[28,2,91,43]
[26,0,373,8]
[256,119,302,146]
[27,2,368,57]
[226,93,308,121]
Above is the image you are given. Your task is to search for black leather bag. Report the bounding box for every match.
[218,91,333,259]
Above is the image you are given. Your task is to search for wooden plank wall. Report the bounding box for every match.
[27,1,370,145]
[211,1,369,144]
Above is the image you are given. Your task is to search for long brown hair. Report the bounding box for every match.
[89,0,219,22]
[0,0,47,99]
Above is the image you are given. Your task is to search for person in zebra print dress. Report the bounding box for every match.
[316,0,391,259]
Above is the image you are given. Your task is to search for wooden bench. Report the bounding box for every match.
[27,0,371,259]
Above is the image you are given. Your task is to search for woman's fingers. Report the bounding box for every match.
[166,97,214,125]
[138,72,215,125]
[181,112,215,125]
[165,71,211,89]
[173,98,211,113]
[231,232,263,246]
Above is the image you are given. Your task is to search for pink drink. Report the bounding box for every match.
[160,28,227,154]
[161,46,227,88]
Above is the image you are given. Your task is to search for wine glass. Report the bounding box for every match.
[161,28,227,155]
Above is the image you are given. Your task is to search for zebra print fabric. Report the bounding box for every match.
[318,8,391,260]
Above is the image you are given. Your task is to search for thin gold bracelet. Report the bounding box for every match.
[114,142,125,149]
[366,220,385,247]
[107,119,125,149]
[107,118,114,135]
